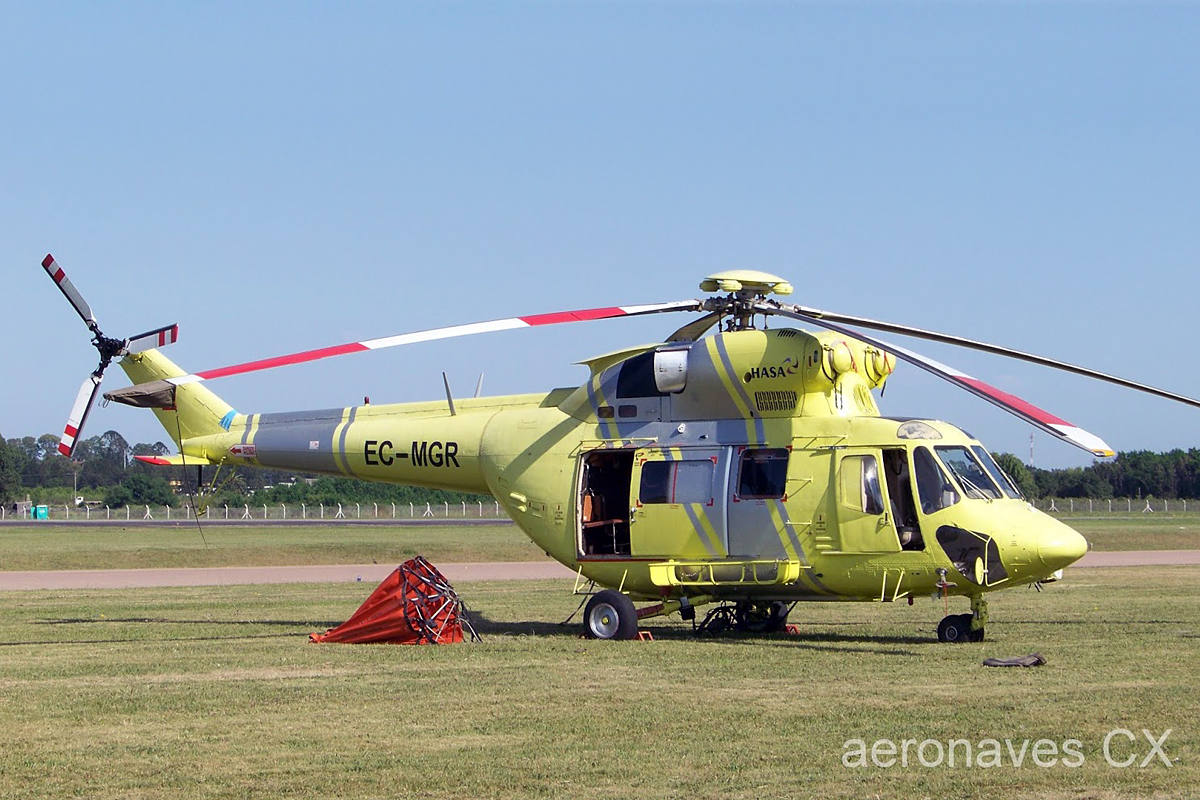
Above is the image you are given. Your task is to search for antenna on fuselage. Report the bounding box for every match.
[442,372,457,416]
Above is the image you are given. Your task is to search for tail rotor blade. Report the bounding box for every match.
[126,323,180,354]
[59,373,104,457]
[42,254,99,333]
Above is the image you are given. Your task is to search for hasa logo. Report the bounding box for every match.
[744,357,800,383]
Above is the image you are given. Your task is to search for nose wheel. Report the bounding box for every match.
[937,596,987,643]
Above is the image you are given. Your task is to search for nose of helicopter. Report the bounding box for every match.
[1037,525,1088,572]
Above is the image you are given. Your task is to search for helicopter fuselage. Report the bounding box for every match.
[123,326,1087,607]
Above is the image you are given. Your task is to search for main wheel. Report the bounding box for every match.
[583,590,639,640]
[937,613,974,643]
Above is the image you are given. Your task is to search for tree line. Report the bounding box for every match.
[0,430,485,510]
[5,429,1200,507]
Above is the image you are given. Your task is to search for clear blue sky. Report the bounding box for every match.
[3,2,1198,469]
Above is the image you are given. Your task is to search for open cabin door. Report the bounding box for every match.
[833,448,902,553]
[629,447,729,559]
[578,449,634,557]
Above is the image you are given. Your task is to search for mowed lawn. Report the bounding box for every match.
[0,523,545,571]
[1060,516,1200,552]
[0,566,1194,799]
[0,514,1197,574]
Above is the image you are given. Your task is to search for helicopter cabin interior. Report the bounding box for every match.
[579,449,635,556]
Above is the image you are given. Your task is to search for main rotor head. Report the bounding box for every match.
[699,270,794,332]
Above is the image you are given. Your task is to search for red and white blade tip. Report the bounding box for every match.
[58,375,103,458]
[162,300,698,386]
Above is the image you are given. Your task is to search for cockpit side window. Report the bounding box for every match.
[913,446,960,513]
[935,446,1003,500]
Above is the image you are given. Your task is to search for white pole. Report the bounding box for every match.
[355,503,360,518]
[391,503,396,518]
[281,504,287,519]
[478,501,483,517]
[224,504,229,519]
[301,503,306,519]
[444,501,448,517]
[374,502,378,518]
[166,506,170,520]
[263,504,267,519]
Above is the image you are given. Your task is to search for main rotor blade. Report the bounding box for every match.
[758,303,1117,457]
[42,254,99,332]
[158,300,702,388]
[766,300,1200,411]
[667,310,723,343]
[125,323,180,354]
[58,373,103,457]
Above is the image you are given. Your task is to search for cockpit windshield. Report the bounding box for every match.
[971,445,1024,499]
[934,446,1003,500]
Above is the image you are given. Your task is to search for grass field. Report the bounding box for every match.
[0,566,1194,799]
[1064,516,1200,553]
[0,516,1197,574]
[0,523,545,571]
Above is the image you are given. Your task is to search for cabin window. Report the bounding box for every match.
[736,448,789,499]
[839,455,884,515]
[639,459,715,505]
[935,446,1003,500]
[913,446,960,513]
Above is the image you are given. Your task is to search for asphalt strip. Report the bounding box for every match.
[0,551,1195,591]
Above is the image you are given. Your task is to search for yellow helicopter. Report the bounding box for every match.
[42,256,1200,642]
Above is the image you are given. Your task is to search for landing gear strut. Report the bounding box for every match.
[937,595,987,643]
[696,600,790,635]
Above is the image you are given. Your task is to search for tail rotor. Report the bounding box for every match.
[41,254,179,457]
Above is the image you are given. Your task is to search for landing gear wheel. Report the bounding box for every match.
[583,590,639,640]
[969,623,985,643]
[937,613,975,643]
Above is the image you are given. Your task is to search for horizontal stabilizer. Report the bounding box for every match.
[105,380,178,409]
[134,453,216,467]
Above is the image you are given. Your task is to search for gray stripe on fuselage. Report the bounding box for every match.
[251,408,344,474]
[773,499,835,595]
